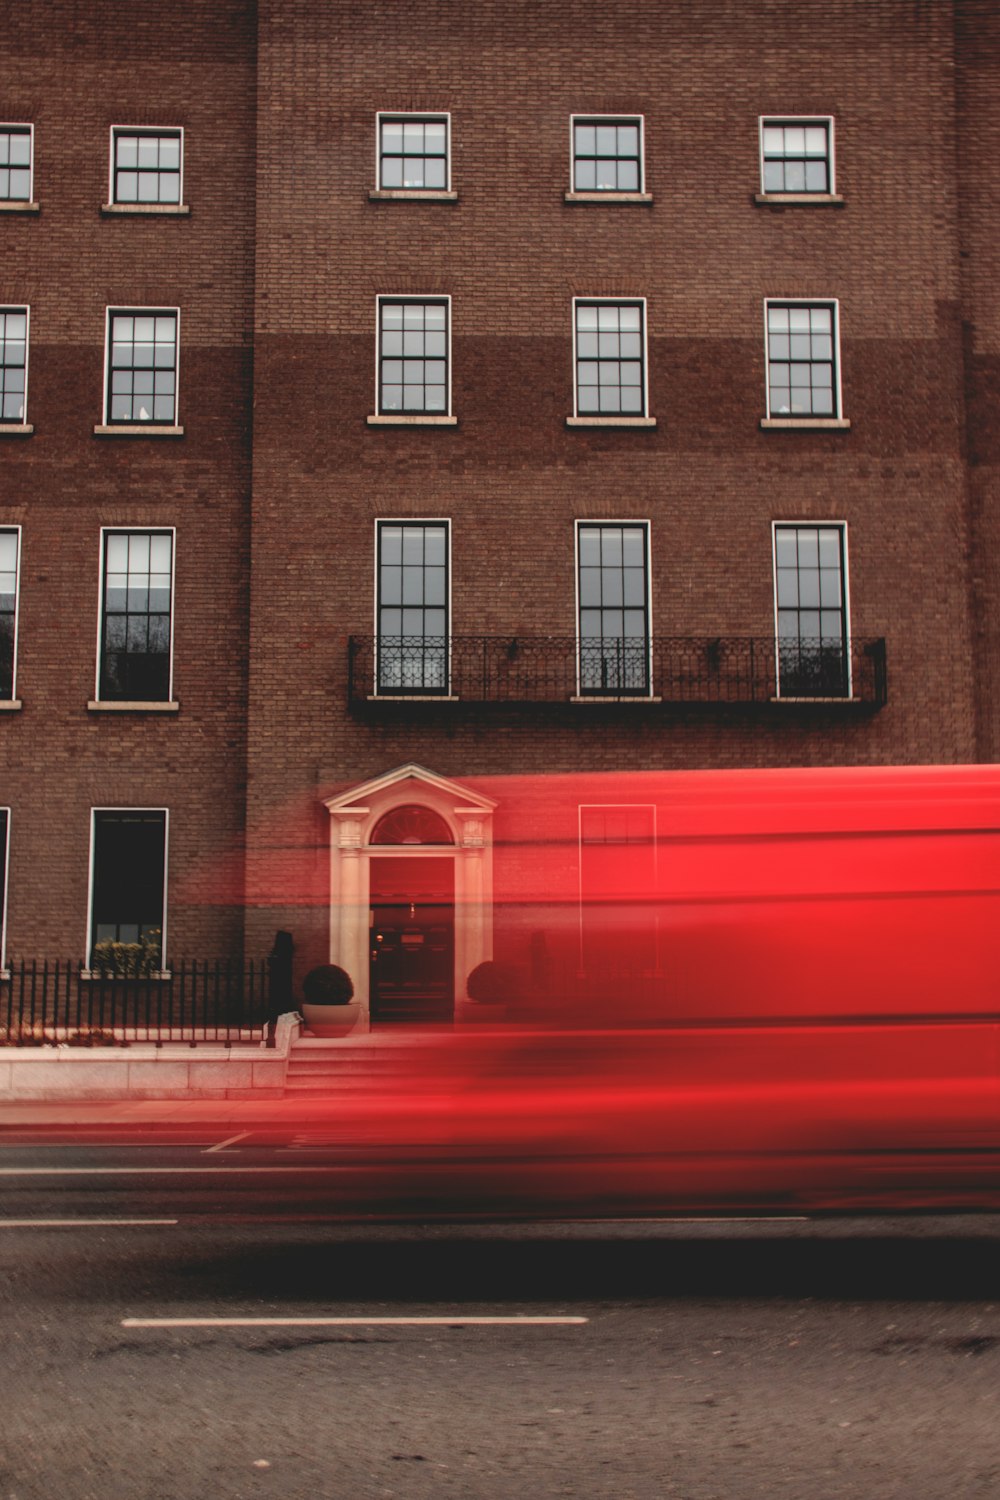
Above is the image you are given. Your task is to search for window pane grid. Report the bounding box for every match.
[0,127,32,201]
[578,523,650,694]
[377,522,449,693]
[762,120,831,193]
[100,531,173,701]
[767,303,837,417]
[0,529,17,699]
[107,311,177,423]
[0,308,27,423]
[379,117,448,190]
[775,524,848,697]
[573,118,641,192]
[378,300,449,414]
[575,302,645,415]
[113,131,181,204]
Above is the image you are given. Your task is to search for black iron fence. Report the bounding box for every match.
[349,635,887,707]
[0,958,283,1046]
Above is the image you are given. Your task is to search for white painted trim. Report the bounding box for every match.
[771,520,852,700]
[94,527,176,704]
[0,804,9,971]
[569,113,645,195]
[0,122,34,204]
[108,124,185,207]
[573,518,653,699]
[571,296,649,420]
[374,294,452,418]
[102,305,181,428]
[1,524,22,702]
[86,806,169,966]
[0,305,30,427]
[375,111,452,192]
[577,802,657,970]
[373,517,452,697]
[758,115,835,196]
[763,297,843,422]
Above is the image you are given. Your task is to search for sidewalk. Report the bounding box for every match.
[0,1094,358,1134]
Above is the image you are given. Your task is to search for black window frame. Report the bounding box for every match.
[376,519,450,696]
[0,306,29,425]
[0,526,20,701]
[98,529,174,703]
[377,297,451,416]
[765,299,840,420]
[0,124,33,203]
[110,126,183,206]
[571,115,644,193]
[105,308,179,426]
[760,117,834,196]
[773,522,850,698]
[377,113,450,192]
[573,299,648,418]
[89,809,168,964]
[577,521,651,696]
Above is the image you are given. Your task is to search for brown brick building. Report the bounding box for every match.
[1,1,997,1022]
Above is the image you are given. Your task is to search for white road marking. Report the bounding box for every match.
[1,1218,178,1228]
[203,1131,251,1154]
[122,1315,589,1328]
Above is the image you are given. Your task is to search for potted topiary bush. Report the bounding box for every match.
[464,959,519,1020]
[299,964,360,1037]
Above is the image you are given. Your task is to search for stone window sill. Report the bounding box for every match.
[0,423,33,436]
[367,414,457,426]
[566,416,657,428]
[0,699,23,711]
[760,417,851,430]
[87,700,179,713]
[369,694,460,702]
[771,696,860,704]
[101,203,190,216]
[564,191,653,204]
[94,424,184,437]
[0,201,40,214]
[754,192,844,207]
[368,189,458,202]
[571,695,661,704]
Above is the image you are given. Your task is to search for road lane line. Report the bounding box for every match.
[203,1132,251,1154]
[122,1315,589,1328]
[2,1218,178,1228]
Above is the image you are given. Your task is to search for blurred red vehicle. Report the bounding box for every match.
[297,764,1000,1217]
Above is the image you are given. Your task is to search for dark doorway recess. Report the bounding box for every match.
[369,856,454,1023]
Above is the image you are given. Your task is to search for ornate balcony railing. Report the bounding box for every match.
[348,635,887,707]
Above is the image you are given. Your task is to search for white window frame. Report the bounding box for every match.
[568,114,646,195]
[102,306,181,428]
[758,115,836,198]
[0,122,35,206]
[771,520,852,699]
[375,112,452,193]
[0,807,9,974]
[93,528,177,704]
[571,297,651,422]
[763,297,843,423]
[0,524,22,702]
[0,305,30,427]
[372,295,453,422]
[86,807,170,969]
[107,125,185,208]
[574,518,654,698]
[372,517,453,697]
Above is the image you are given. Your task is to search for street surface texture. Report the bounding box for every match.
[0,1137,999,1500]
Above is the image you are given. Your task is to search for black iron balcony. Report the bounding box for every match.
[348,635,887,708]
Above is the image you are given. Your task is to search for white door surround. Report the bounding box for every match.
[323,764,497,1020]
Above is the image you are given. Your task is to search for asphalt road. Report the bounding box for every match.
[1,1139,999,1500]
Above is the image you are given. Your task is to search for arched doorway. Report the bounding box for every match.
[323,765,497,1027]
[369,805,455,1023]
